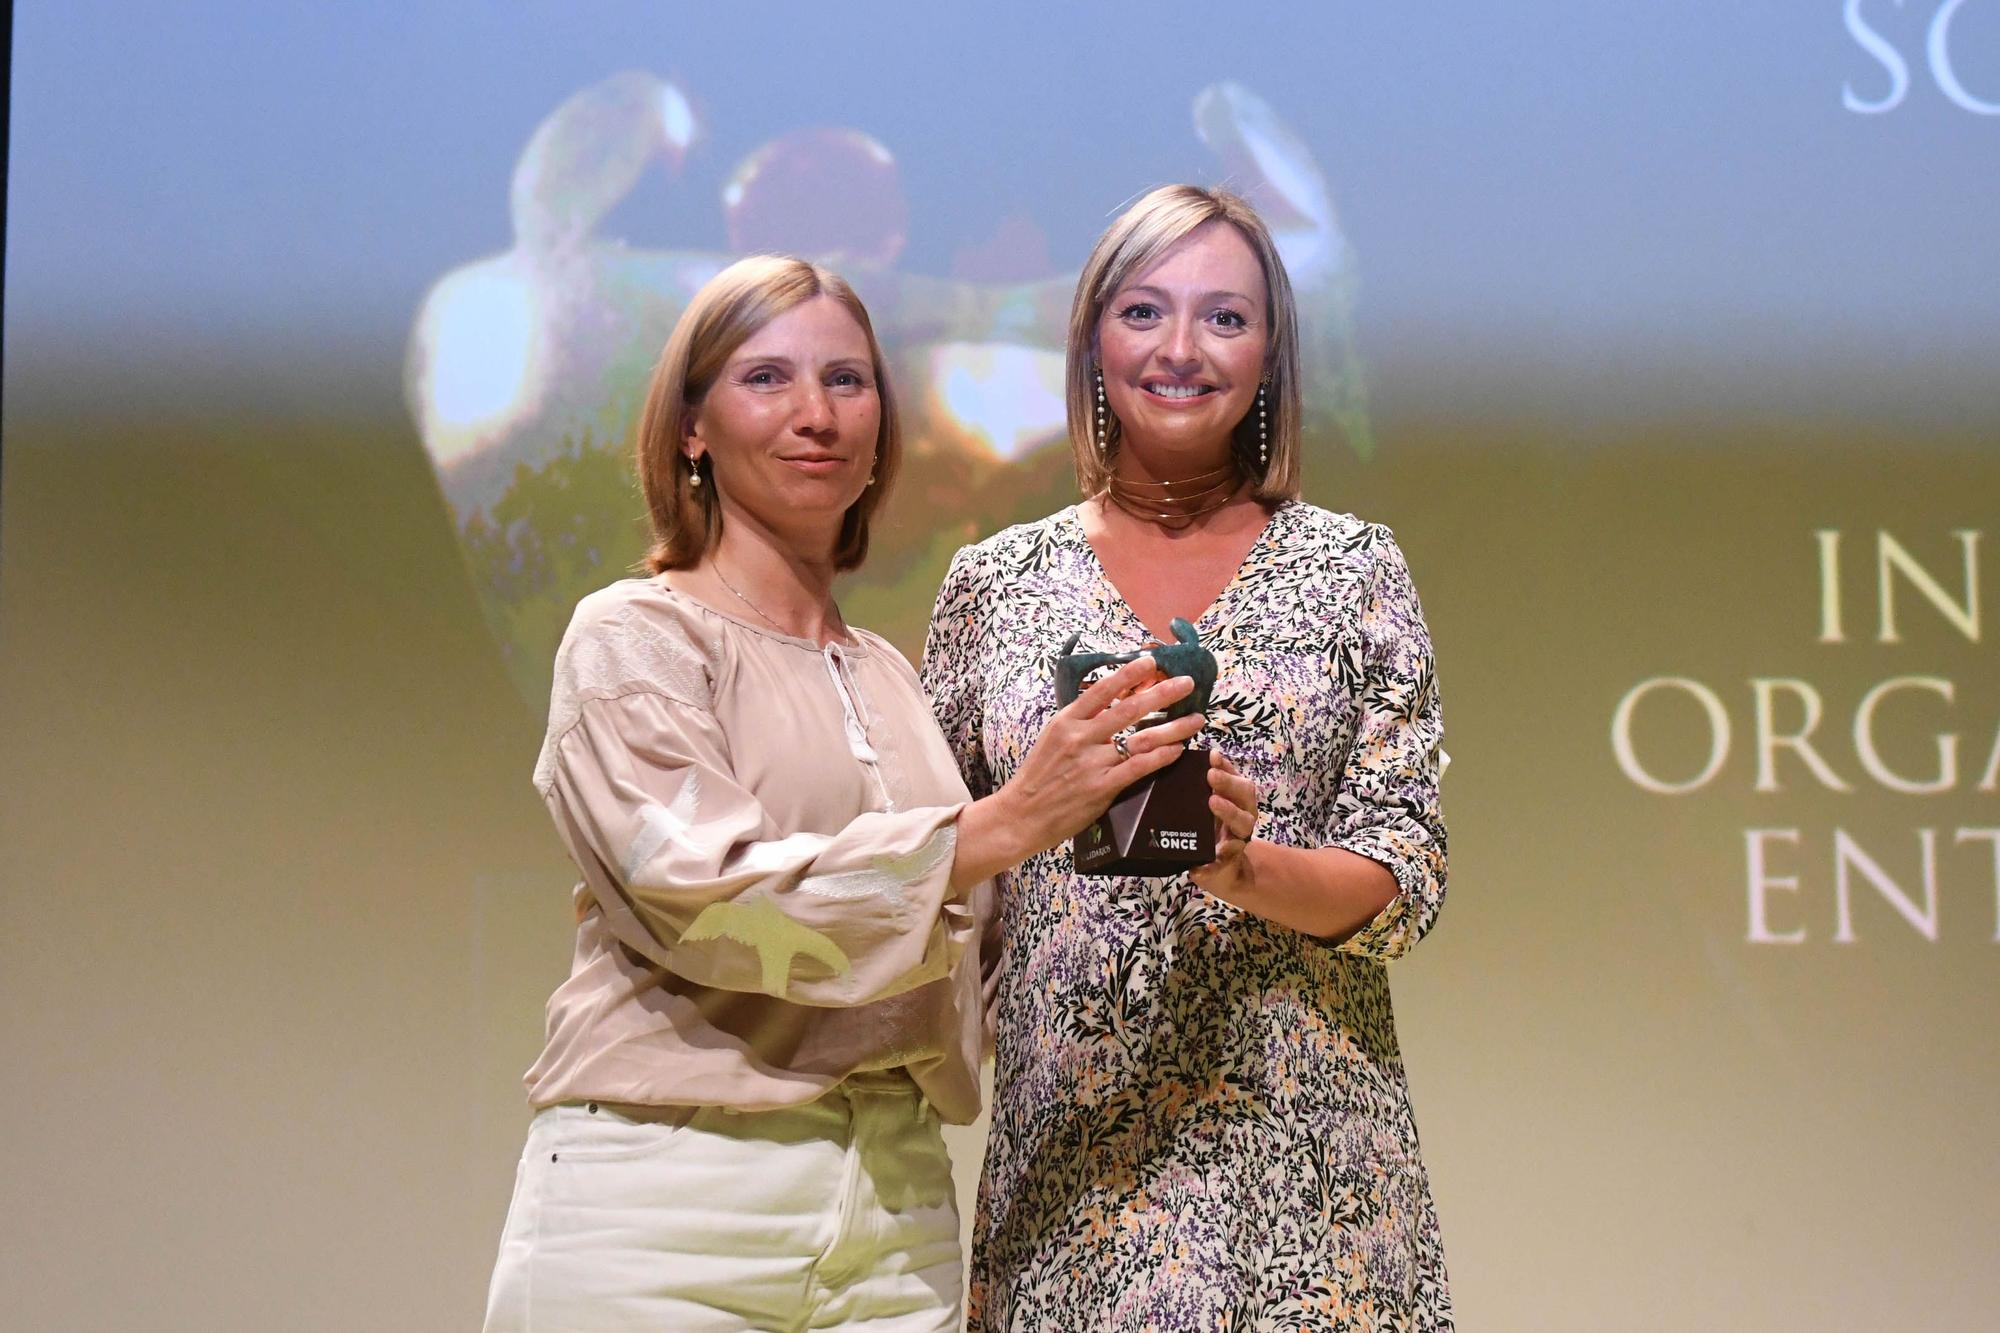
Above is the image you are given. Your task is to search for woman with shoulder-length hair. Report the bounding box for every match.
[922,186,1453,1330]
[483,254,1208,1332]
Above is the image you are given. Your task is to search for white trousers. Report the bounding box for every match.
[482,1073,962,1332]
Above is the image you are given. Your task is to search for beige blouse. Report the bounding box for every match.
[520,577,988,1123]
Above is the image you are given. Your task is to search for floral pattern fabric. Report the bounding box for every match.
[921,502,1452,1332]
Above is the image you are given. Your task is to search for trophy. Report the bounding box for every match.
[1056,618,1219,877]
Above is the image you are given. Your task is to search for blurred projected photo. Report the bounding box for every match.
[406,71,1374,713]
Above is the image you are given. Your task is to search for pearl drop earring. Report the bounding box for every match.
[687,454,702,488]
[1257,382,1269,469]
[1095,369,1108,456]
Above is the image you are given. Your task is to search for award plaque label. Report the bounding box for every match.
[1073,744,1216,877]
[1056,617,1221,879]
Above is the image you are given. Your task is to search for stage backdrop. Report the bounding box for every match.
[4,4,1995,1329]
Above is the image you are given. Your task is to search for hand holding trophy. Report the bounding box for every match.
[1056,619,1220,876]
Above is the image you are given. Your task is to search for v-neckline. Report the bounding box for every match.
[1065,501,1289,646]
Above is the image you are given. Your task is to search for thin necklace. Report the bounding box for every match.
[711,559,836,642]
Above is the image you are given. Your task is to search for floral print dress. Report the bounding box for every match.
[921,502,1452,1332]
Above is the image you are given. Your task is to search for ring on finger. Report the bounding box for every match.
[1113,733,1132,760]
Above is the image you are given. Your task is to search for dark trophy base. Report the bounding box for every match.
[1072,745,1215,877]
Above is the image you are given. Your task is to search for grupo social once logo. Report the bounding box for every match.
[1844,0,2000,114]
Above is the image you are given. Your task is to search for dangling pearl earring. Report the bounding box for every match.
[1257,382,1269,470]
[1095,369,1108,456]
[687,454,703,488]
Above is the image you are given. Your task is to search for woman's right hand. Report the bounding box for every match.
[950,657,1205,889]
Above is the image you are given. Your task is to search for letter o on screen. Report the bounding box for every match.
[1932,0,2000,115]
[1612,677,1732,794]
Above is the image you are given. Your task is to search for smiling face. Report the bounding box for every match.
[1095,219,1270,478]
[685,295,881,555]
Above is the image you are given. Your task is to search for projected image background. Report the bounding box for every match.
[411,73,1373,705]
[4,5,1994,1330]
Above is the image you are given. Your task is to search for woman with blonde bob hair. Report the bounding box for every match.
[925,187,1454,1329]
[484,253,1211,1331]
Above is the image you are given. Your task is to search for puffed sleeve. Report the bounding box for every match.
[536,597,975,1006]
[920,544,995,799]
[1327,527,1449,960]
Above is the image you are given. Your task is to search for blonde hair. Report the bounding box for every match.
[1065,185,1301,501]
[636,255,900,572]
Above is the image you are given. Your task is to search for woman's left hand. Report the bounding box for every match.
[1190,751,1260,902]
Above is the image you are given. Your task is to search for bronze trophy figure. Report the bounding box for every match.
[1055,619,1219,876]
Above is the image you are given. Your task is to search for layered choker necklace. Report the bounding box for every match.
[1103,463,1243,531]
